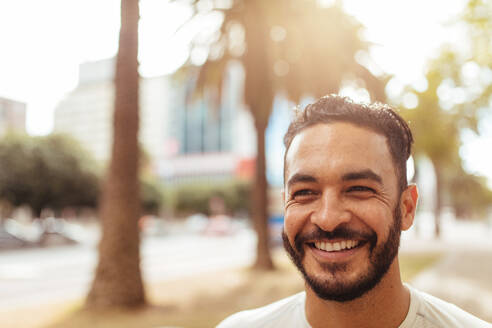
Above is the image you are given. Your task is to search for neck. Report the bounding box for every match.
[305,258,410,328]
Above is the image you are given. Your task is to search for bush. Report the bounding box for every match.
[169,180,251,217]
[140,178,165,215]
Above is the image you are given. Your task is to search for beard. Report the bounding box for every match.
[282,206,402,302]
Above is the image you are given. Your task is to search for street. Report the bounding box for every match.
[0,228,256,310]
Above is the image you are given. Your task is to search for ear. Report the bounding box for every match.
[400,184,418,231]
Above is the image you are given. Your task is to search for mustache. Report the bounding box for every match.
[293,226,376,253]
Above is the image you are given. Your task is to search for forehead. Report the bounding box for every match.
[285,122,397,186]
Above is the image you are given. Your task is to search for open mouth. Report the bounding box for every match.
[310,240,367,252]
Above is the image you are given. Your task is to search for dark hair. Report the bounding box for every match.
[283,95,414,192]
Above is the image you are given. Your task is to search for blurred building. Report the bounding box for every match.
[0,97,26,135]
[54,58,256,183]
[54,58,170,164]
[160,61,257,183]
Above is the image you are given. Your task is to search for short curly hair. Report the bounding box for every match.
[283,95,414,192]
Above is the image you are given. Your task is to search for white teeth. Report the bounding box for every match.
[314,240,359,252]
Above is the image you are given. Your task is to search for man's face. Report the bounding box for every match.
[283,122,405,302]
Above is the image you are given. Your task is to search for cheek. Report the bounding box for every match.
[284,205,310,243]
[351,201,393,237]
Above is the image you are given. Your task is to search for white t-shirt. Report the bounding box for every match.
[216,285,491,327]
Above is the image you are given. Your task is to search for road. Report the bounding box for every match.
[0,228,256,310]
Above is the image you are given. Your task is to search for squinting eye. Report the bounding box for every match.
[292,189,316,199]
[347,186,375,193]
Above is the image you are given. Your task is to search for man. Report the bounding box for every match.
[217,95,490,327]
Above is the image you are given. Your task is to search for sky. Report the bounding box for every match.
[1,0,491,185]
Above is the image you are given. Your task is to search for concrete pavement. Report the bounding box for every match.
[410,246,492,322]
[399,220,492,323]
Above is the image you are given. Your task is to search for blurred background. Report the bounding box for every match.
[0,0,491,327]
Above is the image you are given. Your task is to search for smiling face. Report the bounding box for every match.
[283,122,413,302]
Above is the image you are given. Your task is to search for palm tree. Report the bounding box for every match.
[182,0,385,269]
[86,0,145,308]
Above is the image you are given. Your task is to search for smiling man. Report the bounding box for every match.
[217,95,490,327]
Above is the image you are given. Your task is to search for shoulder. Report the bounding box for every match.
[216,292,308,328]
[406,285,491,328]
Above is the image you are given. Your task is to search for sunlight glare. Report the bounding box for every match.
[402,92,418,109]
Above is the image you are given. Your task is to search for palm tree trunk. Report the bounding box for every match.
[242,0,275,271]
[86,0,145,309]
[252,122,274,270]
[432,160,442,238]
[411,162,420,236]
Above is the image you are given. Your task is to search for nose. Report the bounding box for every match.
[310,190,351,232]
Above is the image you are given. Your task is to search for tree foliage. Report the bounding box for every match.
[399,0,492,231]
[449,167,492,219]
[0,134,165,219]
[180,0,385,269]
[463,0,492,66]
[0,133,100,217]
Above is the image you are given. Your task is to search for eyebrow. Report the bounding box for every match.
[342,169,382,184]
[286,173,318,189]
[286,169,383,189]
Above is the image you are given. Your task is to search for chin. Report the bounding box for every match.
[304,259,392,302]
[282,206,402,302]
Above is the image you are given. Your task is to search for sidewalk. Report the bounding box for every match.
[402,235,492,322]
